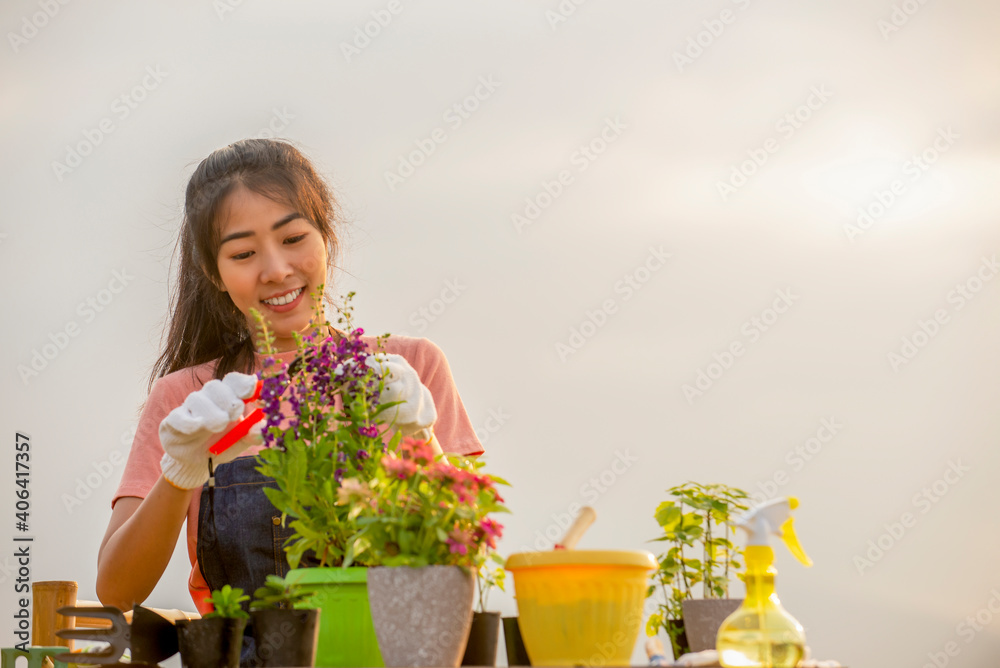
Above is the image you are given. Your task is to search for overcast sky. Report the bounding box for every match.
[2,2,1000,666]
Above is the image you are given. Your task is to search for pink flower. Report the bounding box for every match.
[480,517,503,540]
[446,537,468,555]
[399,437,435,466]
[478,518,503,549]
[448,525,474,555]
[381,455,417,480]
[452,483,475,504]
[426,461,458,484]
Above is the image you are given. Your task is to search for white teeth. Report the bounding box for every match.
[263,288,303,306]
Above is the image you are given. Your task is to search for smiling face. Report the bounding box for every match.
[215,185,329,352]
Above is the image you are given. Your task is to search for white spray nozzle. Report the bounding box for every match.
[735,496,812,566]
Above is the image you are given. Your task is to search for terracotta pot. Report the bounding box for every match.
[367,565,475,667]
[249,608,320,667]
[681,599,743,652]
[461,611,501,666]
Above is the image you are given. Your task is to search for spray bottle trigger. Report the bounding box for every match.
[779,516,813,567]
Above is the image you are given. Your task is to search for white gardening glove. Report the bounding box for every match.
[365,353,437,439]
[159,372,260,490]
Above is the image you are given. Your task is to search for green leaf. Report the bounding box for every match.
[645,611,663,637]
[655,502,682,532]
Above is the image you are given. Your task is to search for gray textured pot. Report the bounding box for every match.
[681,598,743,652]
[367,565,475,667]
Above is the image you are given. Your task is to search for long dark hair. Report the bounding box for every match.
[150,139,340,390]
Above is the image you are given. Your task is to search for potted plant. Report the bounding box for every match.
[251,292,402,667]
[250,292,511,668]
[248,575,320,667]
[461,552,506,666]
[645,482,749,659]
[176,585,249,668]
[342,437,509,668]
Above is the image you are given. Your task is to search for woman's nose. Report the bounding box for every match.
[259,248,294,283]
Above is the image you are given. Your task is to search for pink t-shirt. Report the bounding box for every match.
[113,335,483,612]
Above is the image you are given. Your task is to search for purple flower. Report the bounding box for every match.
[260,361,290,449]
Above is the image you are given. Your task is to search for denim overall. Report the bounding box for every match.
[196,456,308,666]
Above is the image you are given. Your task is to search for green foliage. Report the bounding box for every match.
[250,575,317,611]
[645,482,748,658]
[475,552,507,613]
[251,290,401,569]
[204,585,250,619]
[345,441,509,569]
[250,290,510,576]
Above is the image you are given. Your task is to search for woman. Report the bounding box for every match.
[97,139,483,635]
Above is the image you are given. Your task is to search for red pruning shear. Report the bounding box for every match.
[207,350,321,456]
[208,378,266,456]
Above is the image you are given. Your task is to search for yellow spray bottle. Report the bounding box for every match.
[716,497,812,668]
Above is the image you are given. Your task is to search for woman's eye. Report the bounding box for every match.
[285,234,307,245]
[231,251,254,260]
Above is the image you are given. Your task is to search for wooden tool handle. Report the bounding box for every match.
[556,506,596,550]
[72,601,201,626]
[122,607,201,623]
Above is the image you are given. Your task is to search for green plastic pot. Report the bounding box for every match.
[286,567,383,668]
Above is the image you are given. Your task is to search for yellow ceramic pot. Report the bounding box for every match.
[505,550,656,666]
